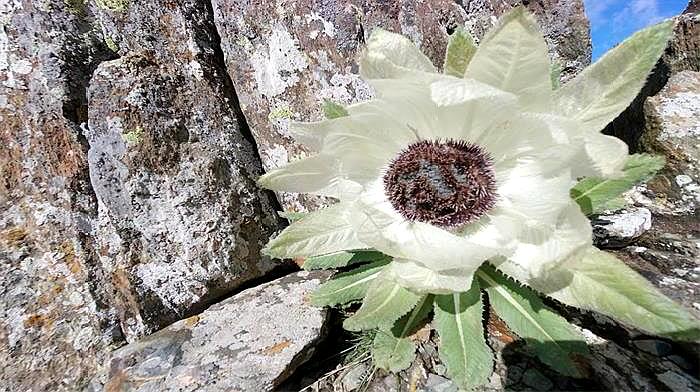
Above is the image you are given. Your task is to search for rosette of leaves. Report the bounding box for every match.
[259,8,699,389]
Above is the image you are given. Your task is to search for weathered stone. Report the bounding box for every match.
[85,0,282,340]
[641,71,700,190]
[0,1,120,390]
[212,0,591,211]
[593,207,652,248]
[604,6,699,148]
[92,271,329,392]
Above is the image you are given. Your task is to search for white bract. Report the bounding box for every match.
[259,9,673,295]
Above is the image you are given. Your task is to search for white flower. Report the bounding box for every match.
[259,8,669,295]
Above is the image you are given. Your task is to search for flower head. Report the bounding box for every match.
[259,8,672,295]
[258,9,699,388]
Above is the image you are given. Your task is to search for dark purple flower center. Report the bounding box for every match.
[383,140,497,227]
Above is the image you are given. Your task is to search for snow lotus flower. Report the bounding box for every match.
[259,7,698,389]
[261,9,631,293]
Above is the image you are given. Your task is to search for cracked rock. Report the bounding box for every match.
[86,0,282,341]
[91,271,330,392]
[593,207,653,248]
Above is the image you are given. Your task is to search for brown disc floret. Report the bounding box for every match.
[383,139,497,227]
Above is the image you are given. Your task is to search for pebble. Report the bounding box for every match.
[424,374,458,392]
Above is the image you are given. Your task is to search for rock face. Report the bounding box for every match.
[617,70,700,316]
[86,0,282,340]
[641,71,700,186]
[604,5,699,148]
[92,271,329,392]
[0,2,120,390]
[212,0,591,211]
[1,0,281,390]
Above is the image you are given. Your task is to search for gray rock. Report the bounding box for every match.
[340,362,370,391]
[211,0,591,211]
[1,0,283,389]
[424,374,458,392]
[604,6,699,148]
[0,1,120,390]
[85,0,282,341]
[632,339,673,357]
[641,71,700,197]
[521,369,554,391]
[593,207,653,248]
[93,271,329,392]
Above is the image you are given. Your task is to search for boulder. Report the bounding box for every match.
[1,0,282,390]
[211,0,592,210]
[603,5,699,148]
[0,1,120,390]
[85,0,282,342]
[91,271,330,392]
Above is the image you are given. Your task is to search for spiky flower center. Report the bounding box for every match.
[383,140,497,227]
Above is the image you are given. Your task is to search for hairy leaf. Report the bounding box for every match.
[443,27,477,77]
[311,260,390,307]
[550,61,562,90]
[344,274,422,331]
[533,247,700,341]
[263,202,366,259]
[278,211,308,222]
[571,154,665,215]
[372,295,433,372]
[434,280,493,389]
[304,250,390,271]
[323,99,349,119]
[477,266,588,377]
[555,20,674,133]
[465,7,551,111]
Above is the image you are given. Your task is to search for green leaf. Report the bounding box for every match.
[465,7,551,111]
[532,247,700,341]
[550,61,562,90]
[311,260,390,307]
[263,202,366,259]
[303,250,390,271]
[571,154,665,215]
[555,20,674,133]
[477,266,588,378]
[443,27,477,77]
[434,280,493,389]
[344,274,422,331]
[278,211,307,222]
[322,99,349,119]
[372,294,433,372]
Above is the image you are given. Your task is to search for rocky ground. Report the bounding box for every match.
[0,1,698,391]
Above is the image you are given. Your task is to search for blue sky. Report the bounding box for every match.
[584,0,688,59]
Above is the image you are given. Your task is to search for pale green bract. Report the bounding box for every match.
[258,7,698,390]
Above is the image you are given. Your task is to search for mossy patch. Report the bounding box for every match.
[96,0,129,12]
[104,35,119,52]
[268,106,293,121]
[122,127,144,144]
[64,0,87,15]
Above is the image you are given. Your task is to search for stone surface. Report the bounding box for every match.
[604,6,699,148]
[641,71,700,190]
[0,1,120,390]
[610,71,700,316]
[1,0,283,390]
[212,0,592,211]
[91,271,329,392]
[593,207,653,248]
[85,0,282,341]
